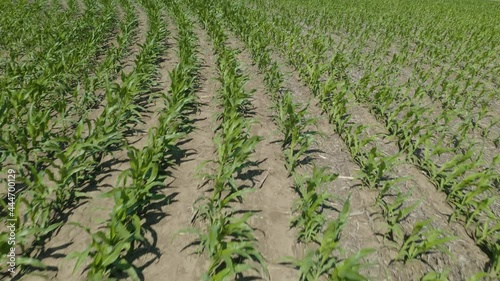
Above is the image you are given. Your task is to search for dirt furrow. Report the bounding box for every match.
[130,13,179,150]
[224,36,299,281]
[140,21,217,281]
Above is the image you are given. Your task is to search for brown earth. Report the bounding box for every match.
[226,35,299,281]
[140,17,218,281]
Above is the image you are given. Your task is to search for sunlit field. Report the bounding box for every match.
[1,0,499,280]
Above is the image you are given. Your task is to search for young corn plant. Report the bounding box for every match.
[70,139,169,280]
[69,191,144,281]
[375,177,410,204]
[395,219,456,264]
[276,93,318,174]
[473,221,500,249]
[283,197,373,281]
[376,191,420,242]
[291,167,338,244]
[210,117,261,200]
[420,269,450,281]
[198,211,269,281]
[355,147,399,190]
[329,248,375,281]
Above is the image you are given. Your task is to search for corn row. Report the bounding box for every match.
[180,1,272,279]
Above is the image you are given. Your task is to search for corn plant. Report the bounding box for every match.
[376,191,420,242]
[420,269,450,281]
[276,94,318,173]
[329,248,375,281]
[69,205,143,280]
[395,219,456,264]
[355,147,400,189]
[283,197,373,280]
[197,211,269,280]
[291,167,338,244]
